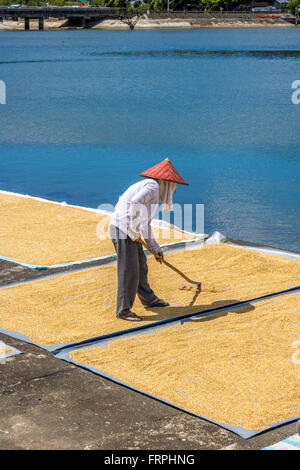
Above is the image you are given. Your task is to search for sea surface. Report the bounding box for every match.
[0,28,300,251]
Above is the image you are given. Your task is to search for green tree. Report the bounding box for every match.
[91,0,107,5]
[115,0,127,6]
[116,0,146,28]
[152,0,164,10]
[287,0,299,13]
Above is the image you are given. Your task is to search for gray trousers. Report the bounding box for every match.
[110,225,157,317]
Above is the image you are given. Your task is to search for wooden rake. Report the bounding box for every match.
[140,239,202,293]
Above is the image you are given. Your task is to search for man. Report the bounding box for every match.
[110,158,188,321]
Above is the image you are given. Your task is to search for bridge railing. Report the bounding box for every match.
[0,6,124,18]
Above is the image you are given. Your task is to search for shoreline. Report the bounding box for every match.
[0,15,295,31]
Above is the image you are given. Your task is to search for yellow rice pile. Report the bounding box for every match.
[0,192,195,266]
[71,292,300,431]
[0,244,299,346]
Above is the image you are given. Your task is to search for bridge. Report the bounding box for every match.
[0,6,123,30]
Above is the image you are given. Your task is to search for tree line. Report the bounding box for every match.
[0,0,264,10]
[0,0,298,13]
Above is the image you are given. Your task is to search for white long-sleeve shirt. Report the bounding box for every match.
[111,179,161,254]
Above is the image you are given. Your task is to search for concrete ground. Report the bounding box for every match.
[0,259,298,450]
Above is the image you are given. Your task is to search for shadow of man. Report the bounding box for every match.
[141,299,255,323]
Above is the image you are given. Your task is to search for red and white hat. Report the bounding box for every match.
[139,158,189,186]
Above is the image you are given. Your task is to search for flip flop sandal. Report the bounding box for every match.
[145,298,170,308]
[117,311,142,321]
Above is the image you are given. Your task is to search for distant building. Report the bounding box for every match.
[251,2,277,11]
[273,0,289,10]
[251,1,269,6]
[185,2,203,10]
[75,0,91,5]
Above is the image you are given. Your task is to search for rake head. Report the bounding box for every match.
[179,283,201,292]
[179,283,218,293]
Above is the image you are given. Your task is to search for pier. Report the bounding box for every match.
[0,6,123,30]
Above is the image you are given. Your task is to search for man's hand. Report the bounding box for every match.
[136,236,142,243]
[154,250,164,264]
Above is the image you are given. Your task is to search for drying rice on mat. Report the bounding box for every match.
[0,192,195,266]
[0,244,299,347]
[70,292,300,432]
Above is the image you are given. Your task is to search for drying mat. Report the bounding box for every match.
[0,341,21,360]
[0,191,198,269]
[57,291,300,439]
[262,434,300,450]
[0,243,299,351]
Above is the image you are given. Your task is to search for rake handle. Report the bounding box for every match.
[140,239,200,286]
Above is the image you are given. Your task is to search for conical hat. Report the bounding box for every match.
[139,158,189,186]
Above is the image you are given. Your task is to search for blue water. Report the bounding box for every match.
[0,28,300,251]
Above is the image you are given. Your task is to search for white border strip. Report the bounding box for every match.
[0,341,22,359]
